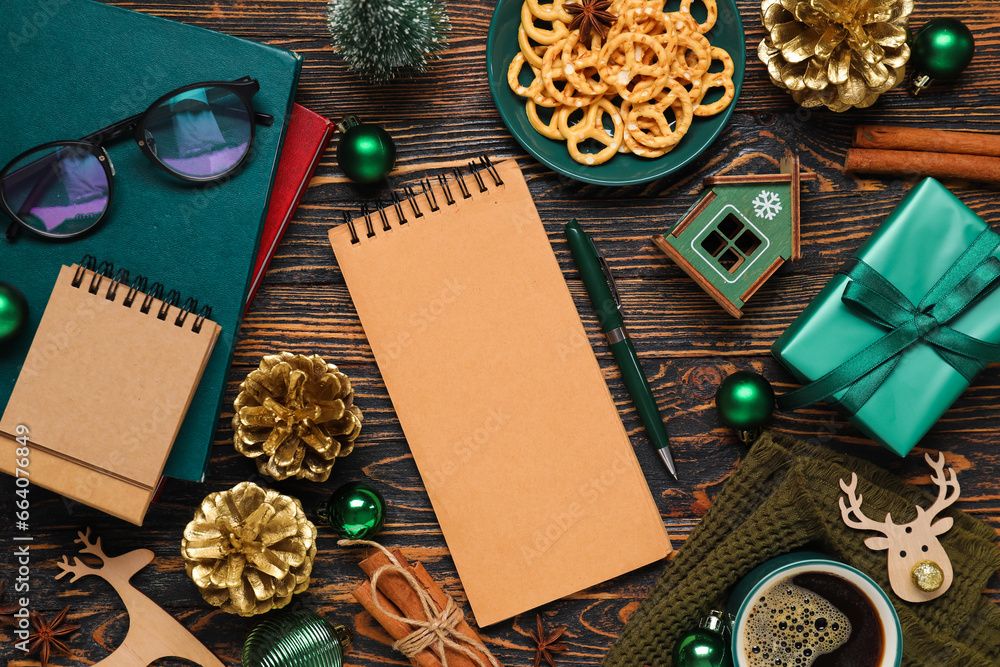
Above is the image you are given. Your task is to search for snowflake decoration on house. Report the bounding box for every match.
[752,190,782,220]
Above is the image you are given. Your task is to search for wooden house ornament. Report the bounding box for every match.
[653,156,817,318]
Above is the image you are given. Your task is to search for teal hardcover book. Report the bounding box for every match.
[0,0,302,482]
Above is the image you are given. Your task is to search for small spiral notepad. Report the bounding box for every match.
[0,258,220,524]
[329,157,672,626]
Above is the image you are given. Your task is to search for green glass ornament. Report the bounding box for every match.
[243,609,352,667]
[673,611,733,667]
[0,282,28,345]
[909,18,975,95]
[714,371,775,444]
[336,116,396,184]
[317,481,386,539]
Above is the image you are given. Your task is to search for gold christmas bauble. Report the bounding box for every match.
[757,0,912,111]
[233,352,363,482]
[181,482,318,616]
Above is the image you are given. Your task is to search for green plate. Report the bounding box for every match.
[486,0,745,186]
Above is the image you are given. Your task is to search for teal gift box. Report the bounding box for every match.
[772,178,1000,456]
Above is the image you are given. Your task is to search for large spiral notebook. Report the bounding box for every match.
[328,158,672,627]
[0,259,220,525]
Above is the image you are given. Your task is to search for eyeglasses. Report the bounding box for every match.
[1,76,273,241]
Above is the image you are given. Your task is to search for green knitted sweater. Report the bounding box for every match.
[600,432,1000,667]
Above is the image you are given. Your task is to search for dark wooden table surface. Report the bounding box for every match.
[4,0,1000,665]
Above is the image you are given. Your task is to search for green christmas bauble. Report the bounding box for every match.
[243,609,352,667]
[337,116,396,184]
[317,481,386,539]
[673,612,733,667]
[715,371,775,442]
[909,19,975,94]
[0,282,28,345]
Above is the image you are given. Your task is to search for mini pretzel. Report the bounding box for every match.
[607,5,672,40]
[597,32,672,103]
[508,53,540,97]
[557,98,624,165]
[619,98,668,157]
[519,26,548,68]
[615,0,666,15]
[679,0,718,33]
[670,31,711,83]
[526,100,564,140]
[561,33,611,96]
[526,0,573,24]
[508,52,561,107]
[626,81,693,149]
[693,46,735,115]
[521,1,569,44]
[541,40,599,107]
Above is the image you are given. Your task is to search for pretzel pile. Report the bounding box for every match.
[507,0,735,166]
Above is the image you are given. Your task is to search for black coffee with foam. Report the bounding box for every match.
[741,571,884,667]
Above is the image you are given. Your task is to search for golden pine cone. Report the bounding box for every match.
[758,0,912,111]
[233,352,363,482]
[181,481,317,616]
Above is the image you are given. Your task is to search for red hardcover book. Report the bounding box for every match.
[246,103,335,312]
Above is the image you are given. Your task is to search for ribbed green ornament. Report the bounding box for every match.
[243,610,352,667]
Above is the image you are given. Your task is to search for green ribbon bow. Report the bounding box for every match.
[778,228,1000,414]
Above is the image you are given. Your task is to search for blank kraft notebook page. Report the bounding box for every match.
[329,158,671,627]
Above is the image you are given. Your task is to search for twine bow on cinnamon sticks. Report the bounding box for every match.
[339,539,503,667]
[845,125,1000,185]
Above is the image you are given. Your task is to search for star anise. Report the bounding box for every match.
[25,606,79,667]
[528,614,568,667]
[565,0,616,44]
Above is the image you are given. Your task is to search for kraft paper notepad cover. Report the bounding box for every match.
[0,265,220,525]
[328,159,672,626]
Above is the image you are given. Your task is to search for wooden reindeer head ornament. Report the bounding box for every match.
[55,528,224,667]
[839,452,960,603]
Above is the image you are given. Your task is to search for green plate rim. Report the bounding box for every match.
[486,0,746,186]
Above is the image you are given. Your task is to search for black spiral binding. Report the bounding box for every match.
[346,155,505,244]
[72,254,212,333]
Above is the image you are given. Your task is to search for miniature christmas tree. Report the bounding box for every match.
[327,0,450,83]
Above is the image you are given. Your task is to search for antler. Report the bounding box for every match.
[919,451,961,520]
[74,527,106,561]
[55,555,101,582]
[839,473,892,533]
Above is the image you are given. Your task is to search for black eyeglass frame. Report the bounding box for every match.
[1,76,274,241]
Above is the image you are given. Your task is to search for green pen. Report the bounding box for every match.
[565,218,678,480]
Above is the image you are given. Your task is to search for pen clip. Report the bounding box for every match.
[588,235,624,315]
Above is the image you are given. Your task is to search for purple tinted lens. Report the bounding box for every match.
[142,86,252,179]
[1,144,110,237]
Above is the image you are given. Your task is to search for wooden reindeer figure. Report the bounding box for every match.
[55,528,225,667]
[839,451,960,603]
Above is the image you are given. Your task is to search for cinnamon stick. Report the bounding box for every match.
[854,125,1000,158]
[352,580,446,667]
[844,148,1000,185]
[359,549,498,667]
